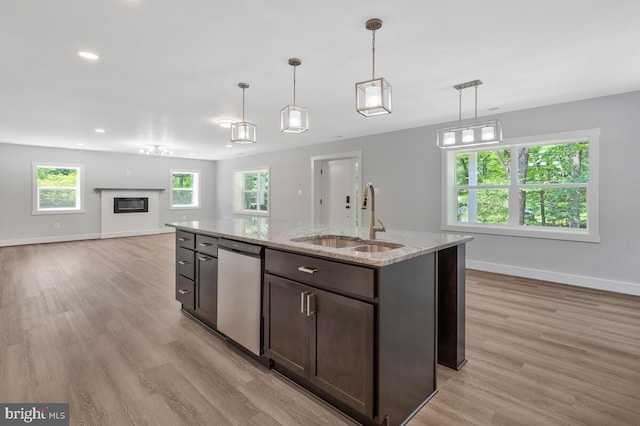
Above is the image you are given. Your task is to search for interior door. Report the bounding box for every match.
[320,158,354,227]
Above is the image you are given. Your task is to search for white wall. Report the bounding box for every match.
[216,91,640,295]
[0,144,216,245]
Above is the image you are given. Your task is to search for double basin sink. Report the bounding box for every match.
[291,235,403,253]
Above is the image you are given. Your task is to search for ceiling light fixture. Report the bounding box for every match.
[94,128,105,133]
[78,51,99,60]
[281,58,309,133]
[355,18,391,117]
[140,145,173,156]
[436,79,503,149]
[231,83,257,144]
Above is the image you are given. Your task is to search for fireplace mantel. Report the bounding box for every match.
[94,188,165,192]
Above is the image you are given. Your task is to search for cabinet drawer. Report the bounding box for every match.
[176,230,195,249]
[195,234,218,257]
[265,249,375,299]
[175,274,195,310]
[176,247,195,280]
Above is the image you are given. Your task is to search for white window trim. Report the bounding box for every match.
[233,166,270,216]
[170,169,200,209]
[32,162,85,215]
[441,128,600,242]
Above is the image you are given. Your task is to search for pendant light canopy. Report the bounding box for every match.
[437,79,503,149]
[231,83,257,144]
[355,18,392,117]
[281,58,309,133]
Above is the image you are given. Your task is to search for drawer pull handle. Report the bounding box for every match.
[198,256,213,262]
[199,242,213,247]
[298,266,319,274]
[178,289,191,295]
[178,260,191,265]
[300,291,309,314]
[178,237,190,242]
[306,293,316,317]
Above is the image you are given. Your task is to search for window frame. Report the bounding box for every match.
[233,166,270,216]
[441,129,600,242]
[32,162,85,215]
[170,169,200,209]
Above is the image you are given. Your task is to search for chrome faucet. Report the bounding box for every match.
[361,182,385,240]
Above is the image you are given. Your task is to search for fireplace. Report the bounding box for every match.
[114,197,149,213]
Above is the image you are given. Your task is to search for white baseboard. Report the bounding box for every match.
[467,259,640,296]
[100,228,168,239]
[0,227,175,247]
[0,233,101,247]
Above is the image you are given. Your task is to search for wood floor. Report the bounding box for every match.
[1,234,639,425]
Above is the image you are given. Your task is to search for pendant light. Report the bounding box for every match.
[436,79,502,149]
[281,58,309,133]
[231,83,257,144]
[355,18,392,116]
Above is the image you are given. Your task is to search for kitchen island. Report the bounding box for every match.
[166,217,471,426]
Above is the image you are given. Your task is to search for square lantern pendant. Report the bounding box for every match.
[230,121,257,144]
[356,77,392,117]
[280,105,309,133]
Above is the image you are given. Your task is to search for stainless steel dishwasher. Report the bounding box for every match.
[216,238,263,356]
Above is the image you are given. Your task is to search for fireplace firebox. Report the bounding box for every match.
[114,197,149,213]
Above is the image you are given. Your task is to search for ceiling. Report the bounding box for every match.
[2,1,639,161]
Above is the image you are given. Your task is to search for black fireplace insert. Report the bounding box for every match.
[114,197,149,213]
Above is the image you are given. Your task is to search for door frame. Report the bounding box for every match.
[310,151,362,227]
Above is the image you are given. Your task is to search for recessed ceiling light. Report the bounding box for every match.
[218,119,234,128]
[488,107,500,111]
[94,128,105,133]
[189,153,194,156]
[225,144,233,148]
[76,143,84,146]
[78,51,99,61]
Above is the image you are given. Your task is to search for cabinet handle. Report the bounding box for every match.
[199,242,213,247]
[306,293,316,317]
[178,237,190,242]
[178,260,191,265]
[178,289,191,295]
[198,256,213,261]
[298,266,319,274]
[300,291,309,314]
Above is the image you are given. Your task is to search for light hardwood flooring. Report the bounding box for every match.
[1,234,639,425]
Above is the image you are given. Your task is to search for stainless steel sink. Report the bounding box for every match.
[347,242,403,253]
[291,235,403,252]
[291,235,363,248]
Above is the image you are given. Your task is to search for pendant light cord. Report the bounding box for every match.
[474,85,478,121]
[371,29,376,79]
[458,89,462,123]
[241,87,245,121]
[292,65,297,105]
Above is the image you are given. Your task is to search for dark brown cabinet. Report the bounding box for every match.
[264,273,374,418]
[175,231,218,329]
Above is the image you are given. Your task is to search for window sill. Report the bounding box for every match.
[233,210,270,217]
[32,209,85,216]
[442,222,600,243]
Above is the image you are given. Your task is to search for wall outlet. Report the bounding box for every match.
[54,222,60,229]
[298,189,302,195]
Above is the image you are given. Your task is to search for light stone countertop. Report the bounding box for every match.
[166,218,473,268]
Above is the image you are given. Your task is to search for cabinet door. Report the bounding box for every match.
[310,288,374,418]
[196,254,218,326]
[263,274,310,379]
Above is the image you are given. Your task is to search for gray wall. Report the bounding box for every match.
[216,91,640,293]
[0,144,216,245]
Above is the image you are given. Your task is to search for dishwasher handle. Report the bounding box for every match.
[218,238,263,256]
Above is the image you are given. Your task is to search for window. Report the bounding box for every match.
[233,167,269,215]
[442,129,599,242]
[171,170,200,208]
[32,163,84,214]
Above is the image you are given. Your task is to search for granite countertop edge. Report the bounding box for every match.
[166,219,473,267]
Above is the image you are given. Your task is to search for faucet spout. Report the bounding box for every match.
[361,182,385,240]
